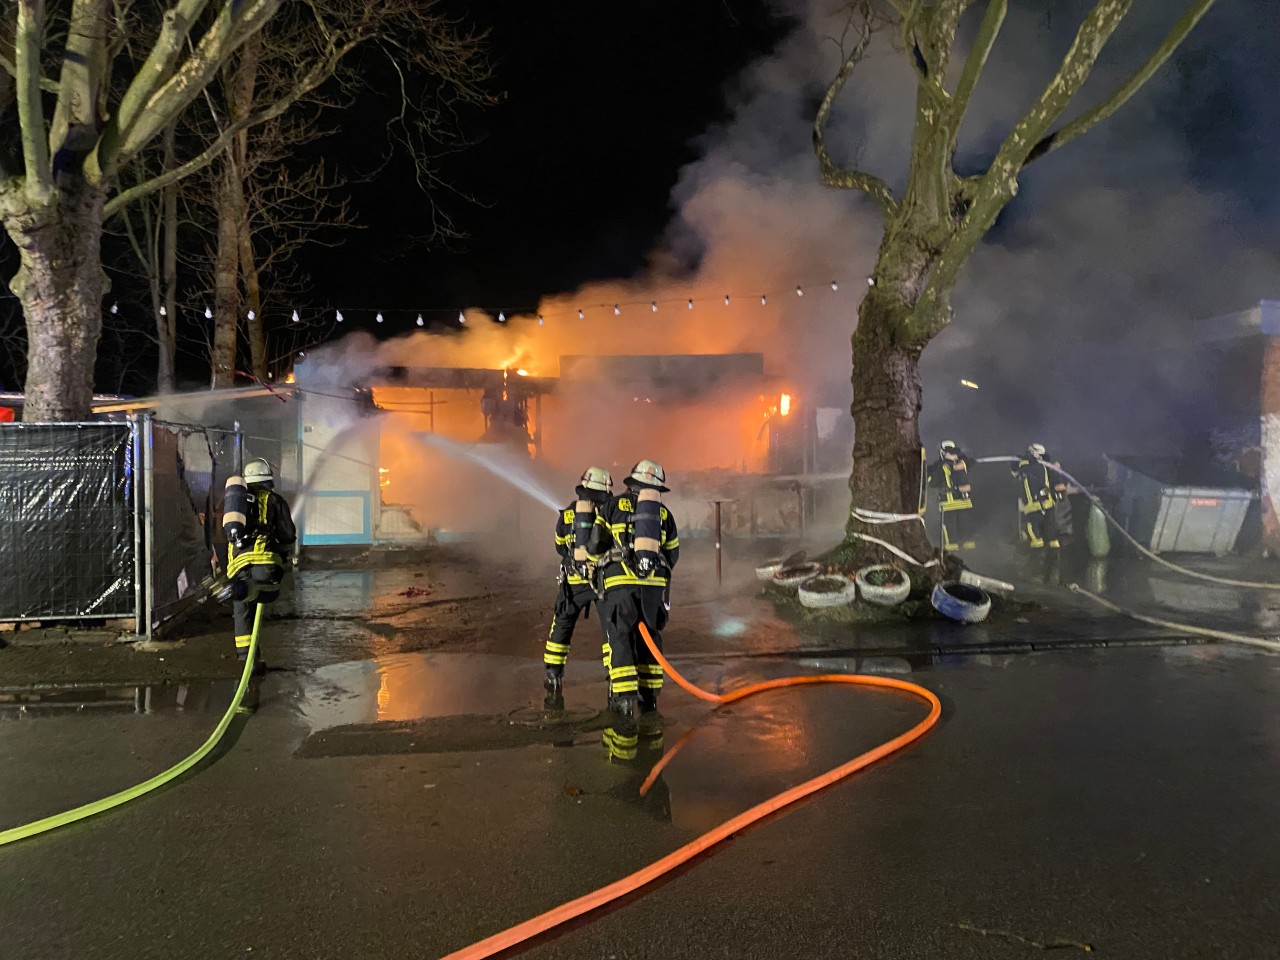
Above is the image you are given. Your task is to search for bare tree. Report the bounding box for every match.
[0,0,489,421]
[812,0,1215,570]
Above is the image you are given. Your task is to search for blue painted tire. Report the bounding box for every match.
[931,581,992,624]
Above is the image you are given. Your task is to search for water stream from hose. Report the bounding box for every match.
[416,434,562,514]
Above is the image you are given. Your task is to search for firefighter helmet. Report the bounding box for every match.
[1027,443,1047,459]
[627,459,669,492]
[579,466,612,493]
[940,440,958,456]
[244,458,274,486]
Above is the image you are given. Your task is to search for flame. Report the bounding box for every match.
[284,371,296,384]
[516,369,529,377]
[780,393,792,416]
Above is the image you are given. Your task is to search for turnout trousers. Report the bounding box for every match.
[544,582,603,672]
[232,563,284,659]
[599,583,669,701]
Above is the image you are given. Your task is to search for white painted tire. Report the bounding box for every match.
[772,562,823,589]
[931,581,992,624]
[798,575,858,609]
[855,565,911,607]
[755,559,784,581]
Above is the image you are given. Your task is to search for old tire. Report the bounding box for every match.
[931,581,992,624]
[855,565,911,607]
[772,562,822,589]
[755,559,784,581]
[797,575,858,609]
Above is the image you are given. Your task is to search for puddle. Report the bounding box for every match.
[0,680,241,719]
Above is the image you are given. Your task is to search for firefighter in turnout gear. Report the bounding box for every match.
[587,459,680,722]
[222,459,296,665]
[1012,443,1071,576]
[544,466,614,701]
[928,441,975,552]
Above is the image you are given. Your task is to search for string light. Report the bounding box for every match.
[498,311,506,323]
[831,281,839,291]
[796,285,804,297]
[159,305,166,316]
[204,306,212,319]
[538,315,545,326]
[110,303,118,314]
[578,309,585,320]
[724,294,730,306]
[336,310,344,322]
[760,294,767,305]
[457,311,465,324]
[291,309,300,323]
[867,277,875,286]
[651,301,658,313]
[687,298,694,310]
[613,304,620,316]
[376,312,384,323]
[416,314,424,327]
[247,310,255,321]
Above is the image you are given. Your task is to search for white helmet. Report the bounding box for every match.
[244,458,274,485]
[940,440,958,455]
[579,466,613,493]
[628,459,669,492]
[1028,443,1047,459]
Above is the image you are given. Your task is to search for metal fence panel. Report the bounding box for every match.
[0,422,135,620]
[149,424,218,623]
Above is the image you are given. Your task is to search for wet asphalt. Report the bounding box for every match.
[3,637,1280,960]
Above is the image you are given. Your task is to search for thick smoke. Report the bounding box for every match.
[302,0,1276,512]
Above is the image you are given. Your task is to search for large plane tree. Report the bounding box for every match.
[0,0,487,420]
[813,0,1215,570]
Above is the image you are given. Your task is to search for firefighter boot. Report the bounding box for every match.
[608,692,639,722]
[544,665,564,696]
[638,688,659,716]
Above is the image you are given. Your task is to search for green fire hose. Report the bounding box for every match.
[0,605,262,847]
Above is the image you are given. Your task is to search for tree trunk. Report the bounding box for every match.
[240,220,266,380]
[838,283,940,572]
[210,164,242,389]
[157,125,179,393]
[4,183,109,421]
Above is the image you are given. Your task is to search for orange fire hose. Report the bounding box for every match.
[438,624,942,960]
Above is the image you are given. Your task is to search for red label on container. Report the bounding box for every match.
[1189,498,1220,507]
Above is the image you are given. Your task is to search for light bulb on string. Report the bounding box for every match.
[538,315,544,327]
[830,281,839,291]
[724,294,730,306]
[204,306,212,319]
[376,312,384,324]
[867,277,875,286]
[578,309,585,320]
[110,303,119,314]
[457,311,465,324]
[336,310,344,322]
[416,314,424,327]
[796,285,804,297]
[613,304,620,316]
[687,298,694,310]
[247,310,256,321]
[498,311,506,323]
[760,294,767,306]
[291,309,300,323]
[159,305,167,316]
[651,301,658,313]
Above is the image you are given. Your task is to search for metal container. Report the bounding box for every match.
[1106,456,1255,555]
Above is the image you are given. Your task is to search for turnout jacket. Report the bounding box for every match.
[587,490,680,592]
[224,481,297,578]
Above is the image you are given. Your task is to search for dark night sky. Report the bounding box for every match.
[306,2,789,316]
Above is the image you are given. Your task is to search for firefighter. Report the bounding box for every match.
[544,466,614,700]
[1011,443,1070,575]
[222,458,296,666]
[587,459,680,722]
[928,440,976,552]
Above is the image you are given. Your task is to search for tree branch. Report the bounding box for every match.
[946,0,1006,127]
[49,0,109,164]
[813,5,898,218]
[1024,0,1216,166]
[0,50,58,92]
[14,0,53,199]
[103,38,357,219]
